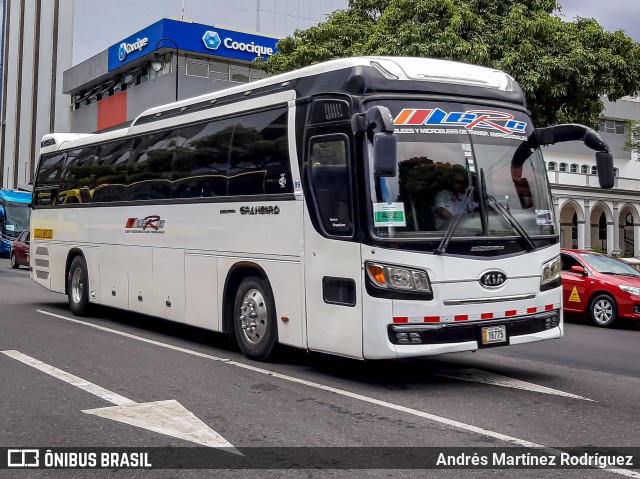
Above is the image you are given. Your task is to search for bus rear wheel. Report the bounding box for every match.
[233,276,277,361]
[67,255,90,316]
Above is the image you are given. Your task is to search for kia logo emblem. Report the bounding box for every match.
[480,271,507,288]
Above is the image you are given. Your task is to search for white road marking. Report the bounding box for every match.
[84,400,238,452]
[2,350,136,406]
[438,368,594,401]
[1,349,237,452]
[34,309,640,478]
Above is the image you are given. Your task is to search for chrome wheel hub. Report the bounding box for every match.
[71,267,85,304]
[593,300,613,324]
[239,289,267,344]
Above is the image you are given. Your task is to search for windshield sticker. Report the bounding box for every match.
[535,210,554,226]
[374,202,407,227]
[5,225,14,231]
[393,108,528,141]
[461,144,477,172]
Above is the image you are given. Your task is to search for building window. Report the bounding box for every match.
[548,162,556,171]
[230,65,250,83]
[599,119,626,135]
[186,58,209,78]
[581,165,588,174]
[570,164,578,173]
[591,165,597,175]
[209,60,230,81]
[249,67,268,82]
[559,162,567,172]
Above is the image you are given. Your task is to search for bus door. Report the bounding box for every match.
[303,127,364,358]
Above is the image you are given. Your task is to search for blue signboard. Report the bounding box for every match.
[107,19,279,71]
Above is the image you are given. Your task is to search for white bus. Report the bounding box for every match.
[31,57,614,361]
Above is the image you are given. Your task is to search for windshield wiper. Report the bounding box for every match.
[434,185,475,255]
[485,194,536,252]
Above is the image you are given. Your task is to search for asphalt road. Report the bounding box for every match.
[1,263,639,479]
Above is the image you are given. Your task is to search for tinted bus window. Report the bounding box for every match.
[91,140,132,203]
[172,119,234,199]
[126,131,175,201]
[228,109,291,196]
[309,136,353,236]
[59,147,96,204]
[35,153,65,205]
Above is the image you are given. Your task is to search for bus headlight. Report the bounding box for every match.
[366,262,431,293]
[540,256,561,291]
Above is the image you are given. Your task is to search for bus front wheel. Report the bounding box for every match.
[67,255,90,316]
[233,276,277,361]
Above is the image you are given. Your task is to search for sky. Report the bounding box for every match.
[65,0,640,64]
[558,0,640,41]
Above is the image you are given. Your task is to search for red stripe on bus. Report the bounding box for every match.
[505,310,518,317]
[424,316,440,323]
[393,317,409,324]
[527,307,537,314]
[454,315,469,322]
[545,304,554,311]
[406,109,433,125]
[481,313,494,320]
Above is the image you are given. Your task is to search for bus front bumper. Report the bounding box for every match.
[385,309,562,358]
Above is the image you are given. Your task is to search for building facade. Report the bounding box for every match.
[0,0,348,189]
[64,18,279,133]
[544,97,640,257]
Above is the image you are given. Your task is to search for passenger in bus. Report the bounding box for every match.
[433,170,478,229]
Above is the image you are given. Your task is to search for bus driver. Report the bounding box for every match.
[434,171,478,229]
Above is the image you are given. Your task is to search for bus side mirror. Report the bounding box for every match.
[373,133,397,177]
[535,124,614,189]
[596,151,614,189]
[352,105,395,134]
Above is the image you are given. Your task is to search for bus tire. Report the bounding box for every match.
[67,255,90,316]
[588,293,617,327]
[10,252,19,269]
[233,276,277,361]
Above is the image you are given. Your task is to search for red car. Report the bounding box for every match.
[560,249,640,327]
[10,231,30,269]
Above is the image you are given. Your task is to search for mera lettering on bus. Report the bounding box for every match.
[393,108,528,133]
[125,216,165,233]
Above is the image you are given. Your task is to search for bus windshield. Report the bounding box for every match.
[369,100,555,242]
[3,202,31,234]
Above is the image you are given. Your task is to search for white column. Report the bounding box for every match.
[583,200,591,250]
[606,222,615,255]
[612,202,620,255]
[577,221,587,250]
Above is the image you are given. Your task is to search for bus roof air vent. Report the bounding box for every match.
[310,99,350,124]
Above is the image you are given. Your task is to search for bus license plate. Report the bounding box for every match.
[482,325,507,345]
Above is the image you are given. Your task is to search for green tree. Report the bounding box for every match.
[263,0,640,128]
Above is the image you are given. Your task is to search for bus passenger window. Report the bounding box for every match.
[309,137,353,236]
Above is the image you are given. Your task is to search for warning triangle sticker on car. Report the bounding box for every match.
[569,286,581,302]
